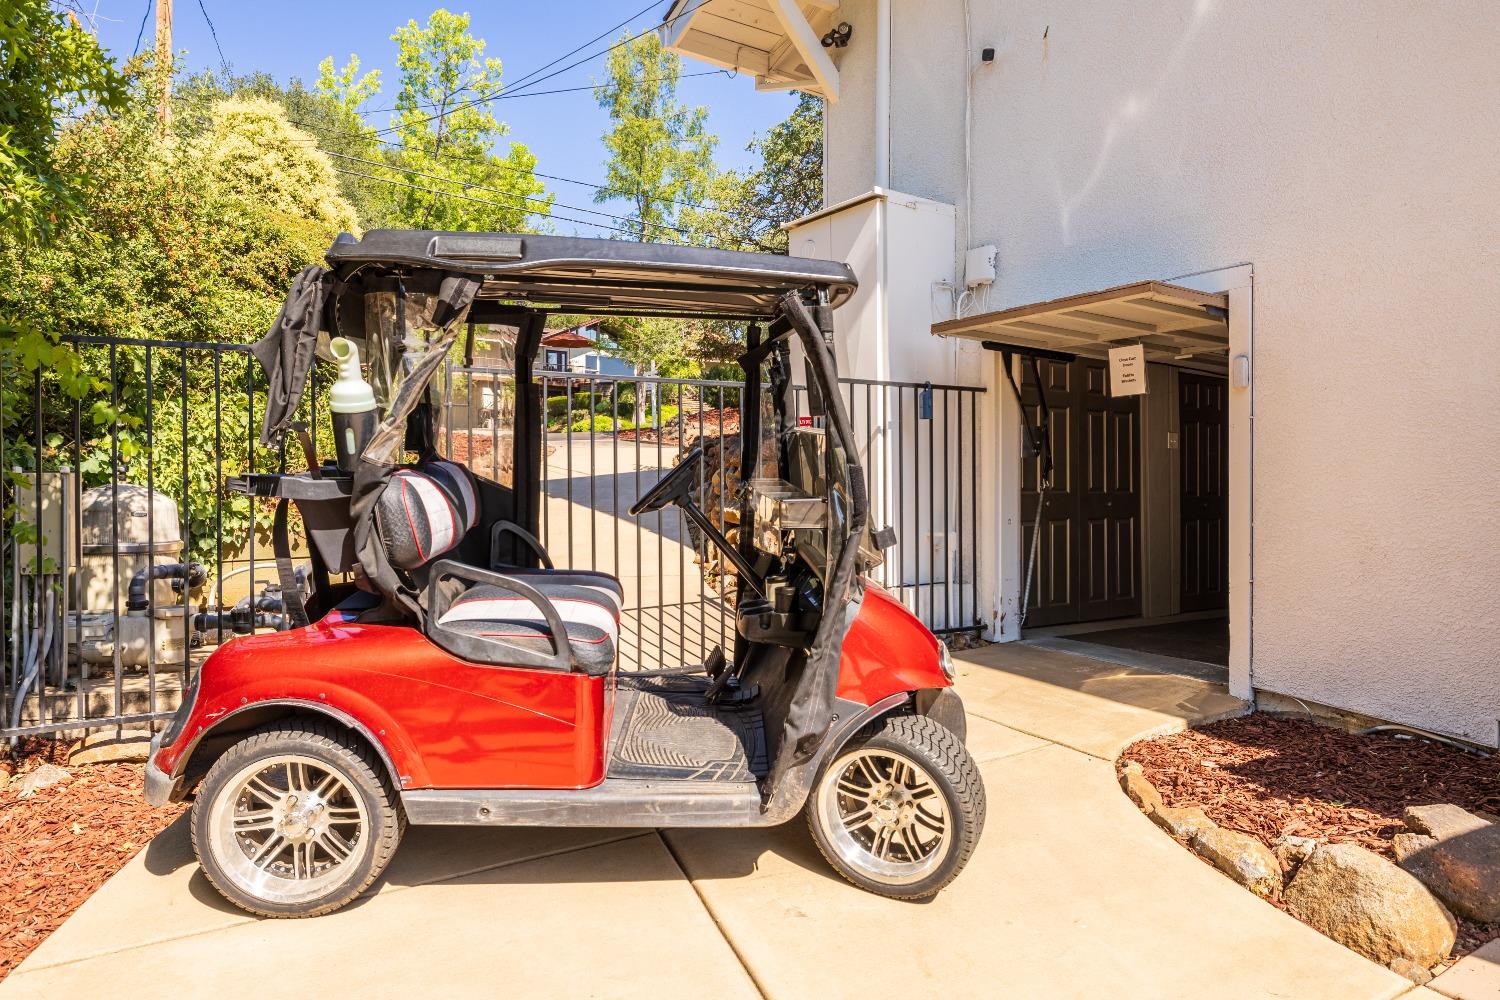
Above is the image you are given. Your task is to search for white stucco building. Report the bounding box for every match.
[665,0,1500,748]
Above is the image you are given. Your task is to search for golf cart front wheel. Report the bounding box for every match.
[808,714,986,899]
[191,719,404,918]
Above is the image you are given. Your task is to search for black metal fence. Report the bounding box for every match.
[1,336,983,739]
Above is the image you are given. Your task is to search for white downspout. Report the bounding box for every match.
[874,0,890,188]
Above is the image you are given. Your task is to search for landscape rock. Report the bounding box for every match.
[1387,958,1432,986]
[1274,834,1318,873]
[1283,843,1456,968]
[1150,804,1216,841]
[14,762,72,799]
[68,728,153,766]
[1393,803,1500,923]
[1119,762,1164,815]
[1190,826,1282,898]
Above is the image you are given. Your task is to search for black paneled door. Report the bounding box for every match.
[1179,372,1229,611]
[1020,358,1142,627]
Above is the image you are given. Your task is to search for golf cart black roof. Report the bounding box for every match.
[326,230,857,319]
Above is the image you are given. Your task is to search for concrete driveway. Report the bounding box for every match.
[2,644,1431,1000]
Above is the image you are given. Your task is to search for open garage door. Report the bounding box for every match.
[935,279,1231,630]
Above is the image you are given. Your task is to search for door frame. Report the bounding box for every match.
[982,265,1254,700]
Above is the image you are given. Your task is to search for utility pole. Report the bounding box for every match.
[154,0,173,134]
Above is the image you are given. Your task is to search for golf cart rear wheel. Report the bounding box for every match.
[808,714,985,900]
[191,719,404,918]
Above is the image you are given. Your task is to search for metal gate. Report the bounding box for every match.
[1,337,982,738]
[441,365,985,671]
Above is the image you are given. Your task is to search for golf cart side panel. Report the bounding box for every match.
[157,613,607,793]
[836,583,950,704]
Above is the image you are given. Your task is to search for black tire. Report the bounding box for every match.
[190,718,405,918]
[807,714,986,900]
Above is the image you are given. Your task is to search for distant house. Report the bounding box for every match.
[540,322,633,379]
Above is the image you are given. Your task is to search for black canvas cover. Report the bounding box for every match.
[349,273,481,620]
[251,266,336,448]
[761,293,868,813]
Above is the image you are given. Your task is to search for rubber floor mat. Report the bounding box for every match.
[608,676,767,782]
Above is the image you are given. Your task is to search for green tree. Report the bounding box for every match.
[200,97,358,238]
[593,32,715,243]
[178,65,390,230]
[682,91,823,253]
[591,33,721,411]
[1,80,359,568]
[0,0,128,245]
[0,0,129,472]
[311,55,390,225]
[384,9,551,231]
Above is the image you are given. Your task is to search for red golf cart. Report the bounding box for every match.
[144,231,985,917]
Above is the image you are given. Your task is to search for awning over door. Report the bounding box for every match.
[659,0,843,101]
[932,280,1230,374]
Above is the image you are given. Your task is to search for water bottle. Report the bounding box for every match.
[329,337,377,473]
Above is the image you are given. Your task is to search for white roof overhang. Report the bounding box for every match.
[660,0,842,101]
[932,280,1231,374]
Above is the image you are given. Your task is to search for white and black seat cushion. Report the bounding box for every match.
[435,581,621,675]
[376,460,480,570]
[378,460,625,674]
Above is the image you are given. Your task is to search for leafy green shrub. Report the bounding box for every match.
[646,403,680,427]
[569,414,617,433]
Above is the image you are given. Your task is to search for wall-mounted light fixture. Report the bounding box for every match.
[1231,353,1252,389]
[821,22,853,48]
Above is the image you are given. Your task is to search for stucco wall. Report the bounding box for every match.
[824,0,1500,745]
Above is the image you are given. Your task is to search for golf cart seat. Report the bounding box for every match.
[433,582,618,675]
[374,461,623,674]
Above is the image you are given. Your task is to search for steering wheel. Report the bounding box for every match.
[630,445,704,516]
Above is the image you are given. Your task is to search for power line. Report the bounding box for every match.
[131,0,151,55]
[373,0,715,139]
[501,0,661,94]
[330,165,690,242]
[194,0,229,74]
[152,91,774,229]
[281,114,768,224]
[501,0,718,99]
[322,149,688,235]
[360,69,730,116]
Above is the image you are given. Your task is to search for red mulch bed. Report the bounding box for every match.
[1121,714,1500,960]
[616,408,740,444]
[0,739,185,980]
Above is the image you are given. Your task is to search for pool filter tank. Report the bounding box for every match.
[71,483,202,667]
[329,337,377,473]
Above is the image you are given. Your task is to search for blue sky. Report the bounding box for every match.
[84,1,795,236]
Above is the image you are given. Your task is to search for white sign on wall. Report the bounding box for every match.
[1108,344,1148,397]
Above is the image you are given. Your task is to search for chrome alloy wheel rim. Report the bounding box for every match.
[208,754,370,905]
[816,747,952,885]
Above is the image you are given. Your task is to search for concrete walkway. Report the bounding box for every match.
[3,644,1431,1000]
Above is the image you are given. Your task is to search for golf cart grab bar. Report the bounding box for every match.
[489,520,554,570]
[425,559,573,673]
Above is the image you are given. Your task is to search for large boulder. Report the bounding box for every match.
[1284,843,1456,968]
[1393,803,1500,923]
[1190,826,1282,898]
